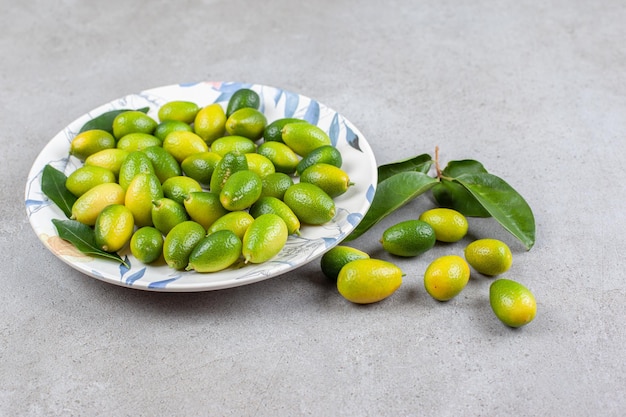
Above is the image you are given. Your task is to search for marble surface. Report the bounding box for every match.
[2,0,625,415]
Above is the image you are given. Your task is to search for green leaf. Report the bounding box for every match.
[41,165,76,218]
[79,107,150,134]
[345,171,439,241]
[52,219,129,266]
[433,160,491,217]
[454,172,535,250]
[377,153,432,183]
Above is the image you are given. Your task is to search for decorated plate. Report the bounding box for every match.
[25,81,377,292]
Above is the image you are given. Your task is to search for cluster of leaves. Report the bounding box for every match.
[346,149,535,250]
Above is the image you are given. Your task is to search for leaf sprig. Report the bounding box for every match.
[347,147,536,250]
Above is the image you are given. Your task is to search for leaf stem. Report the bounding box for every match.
[435,146,442,179]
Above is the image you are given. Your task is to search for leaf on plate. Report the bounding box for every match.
[345,171,439,241]
[78,107,150,134]
[41,164,76,218]
[454,172,536,250]
[52,219,129,267]
[377,153,433,183]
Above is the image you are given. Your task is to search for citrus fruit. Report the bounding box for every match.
[157,100,199,124]
[194,103,226,145]
[124,173,163,227]
[130,226,164,264]
[257,141,300,175]
[65,165,116,197]
[112,110,157,139]
[242,213,288,264]
[226,88,260,117]
[94,204,134,252]
[162,176,203,205]
[283,183,335,225]
[207,211,254,240]
[299,163,352,198]
[490,279,537,327]
[260,172,293,200]
[141,145,182,184]
[423,255,471,301]
[244,153,276,178]
[263,118,307,142]
[116,132,162,152]
[70,129,116,160]
[249,196,301,235]
[162,130,209,163]
[296,145,342,175]
[84,148,129,177]
[219,170,262,211]
[183,191,228,231]
[180,151,221,185]
[419,208,469,243]
[209,152,248,194]
[380,220,436,257]
[151,197,189,236]
[153,119,193,141]
[211,135,257,157]
[70,182,125,226]
[320,246,370,281]
[225,108,267,140]
[281,123,331,157]
[163,221,206,270]
[187,230,243,273]
[337,259,403,304]
[464,238,513,276]
[118,151,155,191]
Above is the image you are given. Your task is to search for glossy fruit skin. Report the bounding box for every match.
[260,172,293,200]
[423,255,471,301]
[249,196,301,235]
[187,230,242,273]
[163,221,206,270]
[207,211,254,240]
[157,100,200,124]
[381,220,436,257]
[181,152,221,186]
[183,191,228,231]
[464,238,513,276]
[295,145,342,175]
[244,153,276,178]
[337,259,403,304]
[211,135,257,157]
[283,183,335,225]
[65,165,116,197]
[281,123,331,157]
[489,279,537,327]
[257,141,300,175]
[151,197,189,236]
[116,132,162,152]
[162,130,209,163]
[242,213,288,264]
[118,151,155,191]
[153,120,193,141]
[226,88,260,117]
[142,145,182,184]
[84,148,129,177]
[219,170,262,211]
[320,245,370,281]
[112,110,157,139]
[209,152,248,194]
[71,182,125,226]
[162,176,202,205]
[70,129,116,160]
[194,103,226,145]
[299,163,352,198]
[418,208,469,243]
[225,108,267,140]
[124,173,163,227]
[130,226,164,264]
[263,118,307,142]
[94,204,134,252]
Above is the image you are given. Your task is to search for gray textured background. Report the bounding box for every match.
[2,0,625,415]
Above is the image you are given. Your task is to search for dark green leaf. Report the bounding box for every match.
[432,179,491,217]
[52,219,129,266]
[441,159,488,177]
[454,172,535,250]
[345,171,439,241]
[377,153,433,183]
[41,165,76,218]
[79,107,150,134]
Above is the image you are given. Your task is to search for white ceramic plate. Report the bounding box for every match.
[25,81,377,292]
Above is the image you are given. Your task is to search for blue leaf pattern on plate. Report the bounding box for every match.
[125,267,147,286]
[148,277,180,289]
[284,91,300,118]
[345,122,362,152]
[329,113,340,147]
[366,184,376,203]
[119,256,131,277]
[347,213,363,227]
[303,100,320,125]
